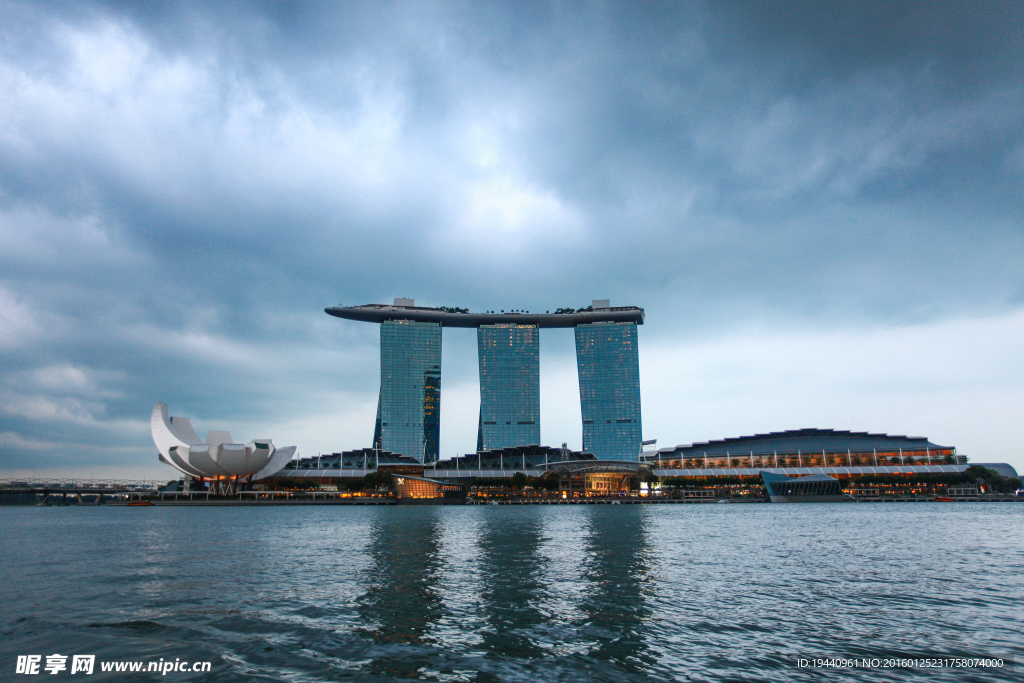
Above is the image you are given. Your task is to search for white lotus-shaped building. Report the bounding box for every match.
[152,402,296,489]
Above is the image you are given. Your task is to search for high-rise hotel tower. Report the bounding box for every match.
[373,318,441,463]
[326,299,644,462]
[477,324,540,452]
[575,318,642,460]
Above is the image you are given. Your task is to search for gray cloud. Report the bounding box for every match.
[1,0,1021,475]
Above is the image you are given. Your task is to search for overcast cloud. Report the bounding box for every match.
[1,0,1022,478]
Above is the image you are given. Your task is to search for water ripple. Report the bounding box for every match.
[1,504,1021,681]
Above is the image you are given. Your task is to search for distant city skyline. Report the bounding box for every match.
[0,2,1021,478]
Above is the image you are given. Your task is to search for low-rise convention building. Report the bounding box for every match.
[260,429,1018,502]
[641,428,961,471]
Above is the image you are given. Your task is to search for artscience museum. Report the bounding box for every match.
[151,402,296,493]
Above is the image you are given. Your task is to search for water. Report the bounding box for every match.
[1,503,1020,682]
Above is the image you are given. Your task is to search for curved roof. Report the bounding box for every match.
[325,304,644,328]
[547,459,640,474]
[644,428,951,457]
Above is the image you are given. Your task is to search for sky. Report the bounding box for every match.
[1,0,1022,480]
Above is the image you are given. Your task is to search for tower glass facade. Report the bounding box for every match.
[376,320,441,463]
[477,324,540,450]
[575,322,642,461]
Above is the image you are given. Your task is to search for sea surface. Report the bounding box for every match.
[1,503,1020,682]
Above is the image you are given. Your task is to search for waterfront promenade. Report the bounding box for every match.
[3,478,1020,506]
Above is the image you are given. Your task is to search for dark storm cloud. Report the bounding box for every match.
[0,0,1021,473]
[718,1,1023,87]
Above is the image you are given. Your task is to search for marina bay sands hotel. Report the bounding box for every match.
[326,299,644,463]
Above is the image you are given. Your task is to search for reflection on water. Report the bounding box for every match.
[357,508,445,677]
[1,504,1022,682]
[476,509,550,660]
[576,506,657,677]
[359,508,444,644]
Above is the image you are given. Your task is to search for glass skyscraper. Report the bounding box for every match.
[328,298,645,462]
[575,322,642,461]
[374,320,441,463]
[477,324,540,451]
